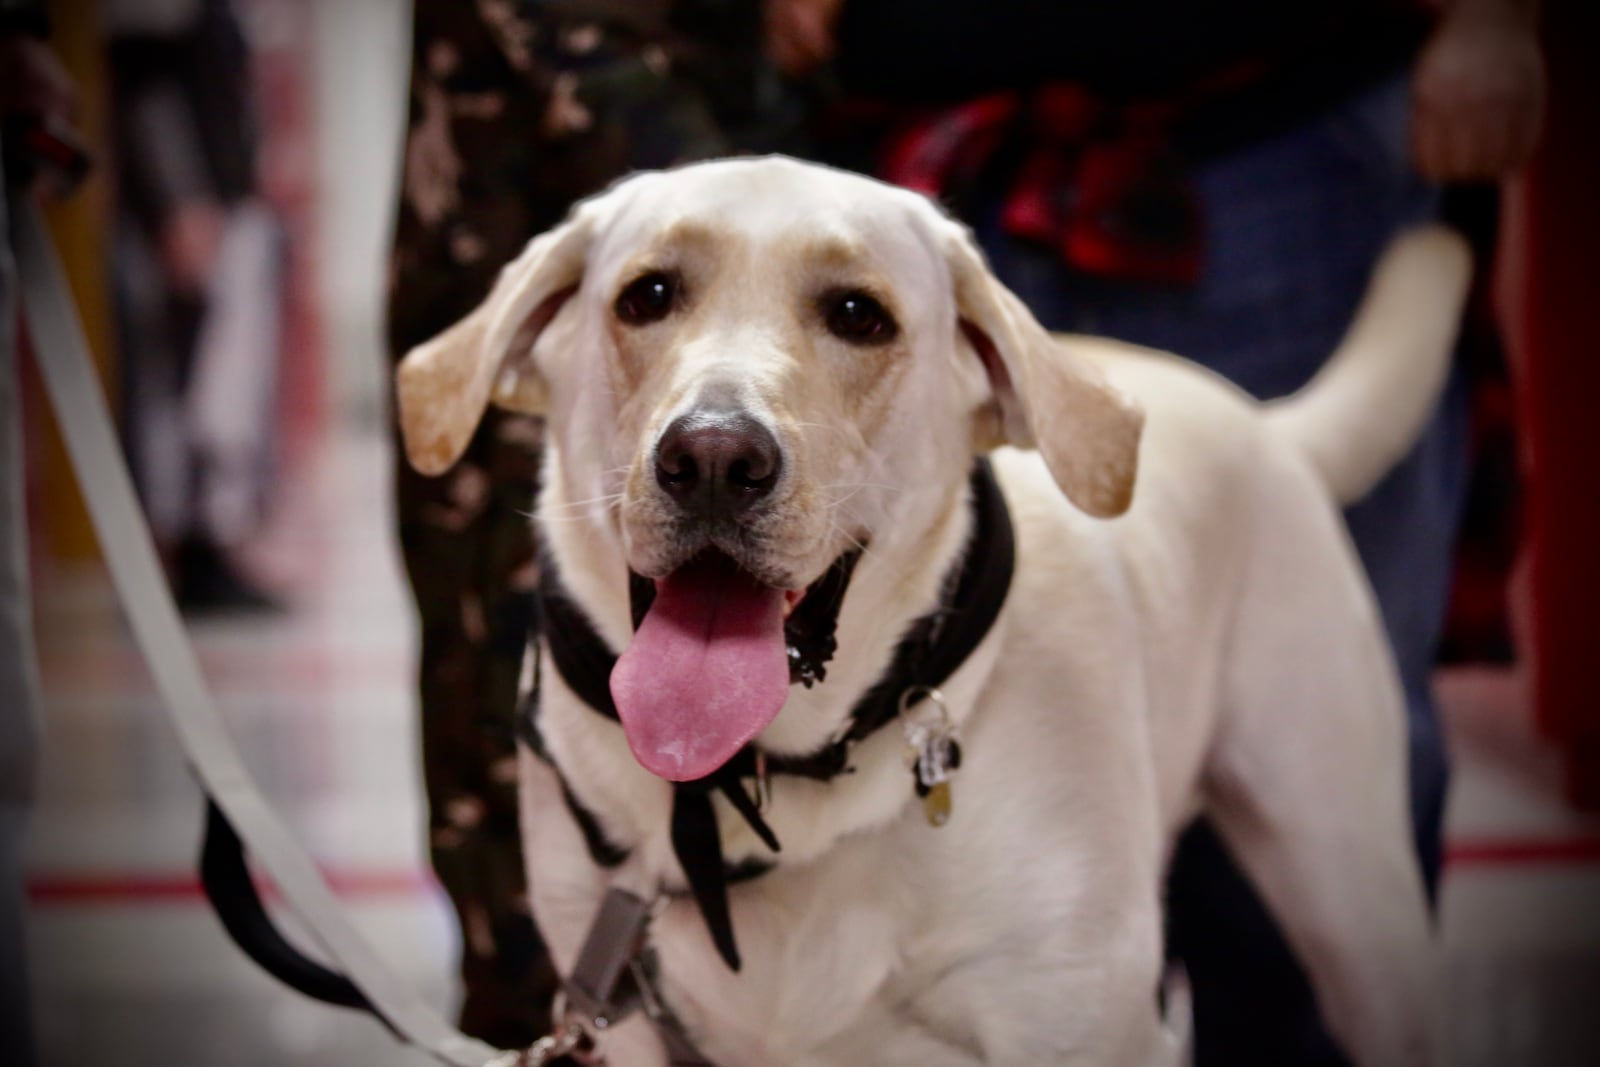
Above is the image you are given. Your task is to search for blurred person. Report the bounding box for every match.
[773,0,1542,1063]
[105,0,284,614]
[387,0,805,1047]
[1,4,77,1064]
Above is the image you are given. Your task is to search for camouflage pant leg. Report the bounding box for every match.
[393,408,553,1049]
[389,0,804,1046]
[390,74,561,1028]
[387,5,580,1045]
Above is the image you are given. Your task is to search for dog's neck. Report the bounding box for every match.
[530,446,1015,976]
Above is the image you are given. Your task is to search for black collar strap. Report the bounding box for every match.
[528,458,1015,971]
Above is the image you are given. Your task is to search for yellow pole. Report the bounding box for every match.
[33,0,114,563]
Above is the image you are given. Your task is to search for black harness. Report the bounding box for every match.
[520,459,1016,972]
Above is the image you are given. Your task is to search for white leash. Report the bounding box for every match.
[15,198,507,1067]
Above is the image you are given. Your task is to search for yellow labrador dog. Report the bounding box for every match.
[396,156,1468,1066]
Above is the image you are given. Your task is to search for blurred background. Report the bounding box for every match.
[10,0,1600,1065]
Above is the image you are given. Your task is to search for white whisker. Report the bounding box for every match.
[543,491,626,514]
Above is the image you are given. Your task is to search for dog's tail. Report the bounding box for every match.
[1262,226,1473,506]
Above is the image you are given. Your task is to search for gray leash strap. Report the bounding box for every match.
[564,889,715,1067]
[567,889,654,1029]
[15,199,501,1067]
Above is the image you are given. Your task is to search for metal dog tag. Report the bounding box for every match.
[922,779,953,827]
[901,687,962,828]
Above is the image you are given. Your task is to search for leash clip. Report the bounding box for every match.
[501,1000,601,1065]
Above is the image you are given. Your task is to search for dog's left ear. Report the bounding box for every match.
[396,208,593,476]
[945,227,1143,518]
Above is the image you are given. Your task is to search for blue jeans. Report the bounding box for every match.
[979,78,1465,1065]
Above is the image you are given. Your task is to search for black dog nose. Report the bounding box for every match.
[654,411,782,517]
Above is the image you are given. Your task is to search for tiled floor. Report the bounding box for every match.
[27,427,447,1067]
[22,424,1600,1066]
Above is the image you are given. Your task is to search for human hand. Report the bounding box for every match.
[161,200,226,294]
[1411,1,1545,181]
[764,0,843,79]
[0,32,79,127]
[2,32,87,197]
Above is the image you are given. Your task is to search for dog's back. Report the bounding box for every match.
[1008,224,1469,832]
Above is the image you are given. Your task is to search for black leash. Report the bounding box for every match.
[199,802,379,1016]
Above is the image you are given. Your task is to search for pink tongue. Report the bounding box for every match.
[610,555,790,781]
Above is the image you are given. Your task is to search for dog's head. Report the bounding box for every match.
[396,156,1141,779]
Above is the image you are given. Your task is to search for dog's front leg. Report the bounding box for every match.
[805,905,1175,1067]
[802,1008,984,1067]
[591,1015,671,1067]
[970,929,1178,1067]
[807,999,1180,1067]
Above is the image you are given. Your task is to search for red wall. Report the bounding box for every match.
[1503,0,1600,807]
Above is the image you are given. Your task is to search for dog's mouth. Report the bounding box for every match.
[610,550,795,782]
[609,547,862,782]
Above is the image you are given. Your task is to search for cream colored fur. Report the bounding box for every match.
[396,156,1470,1066]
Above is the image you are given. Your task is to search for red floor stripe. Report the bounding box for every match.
[26,869,434,905]
[1445,836,1600,867]
[25,836,1600,906]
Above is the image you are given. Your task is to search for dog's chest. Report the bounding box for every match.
[640,804,995,1064]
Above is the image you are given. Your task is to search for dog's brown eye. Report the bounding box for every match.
[823,290,898,345]
[616,271,679,325]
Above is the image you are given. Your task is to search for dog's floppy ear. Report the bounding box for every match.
[946,228,1143,518]
[396,209,592,476]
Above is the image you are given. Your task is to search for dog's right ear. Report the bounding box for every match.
[396,210,593,476]
[942,224,1143,519]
